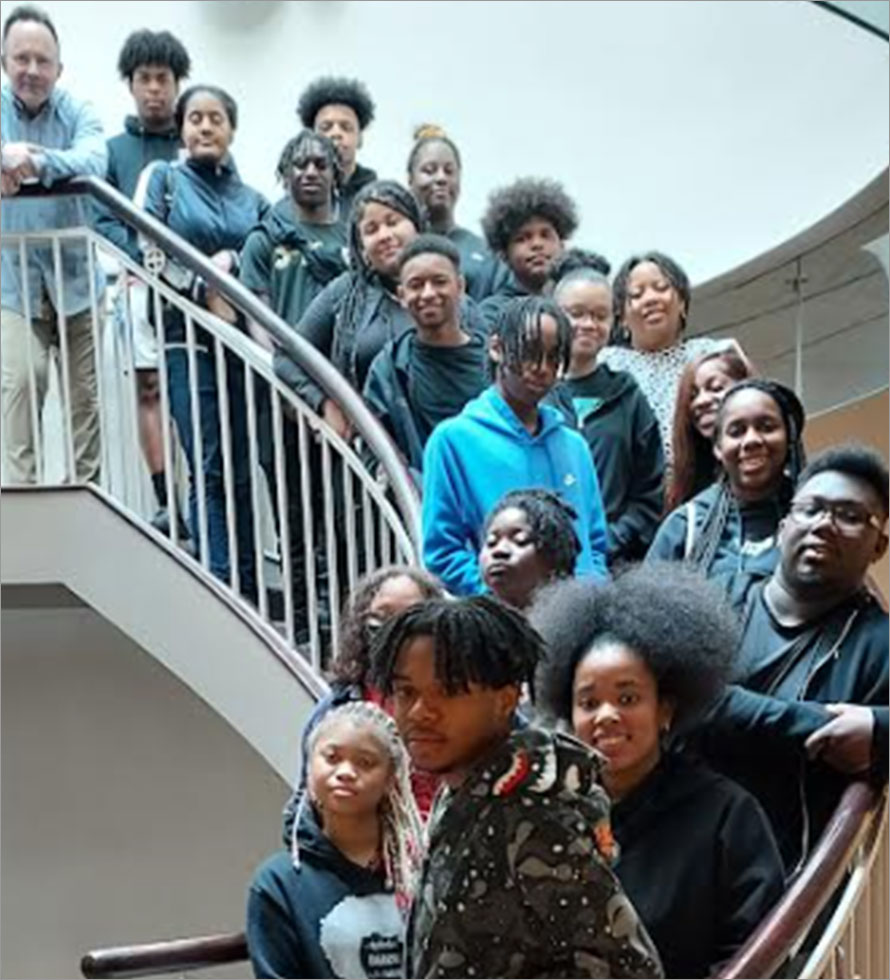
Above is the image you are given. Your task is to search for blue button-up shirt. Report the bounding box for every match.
[1,83,107,316]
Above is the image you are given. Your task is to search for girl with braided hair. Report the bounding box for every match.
[273,179,425,439]
[480,488,581,609]
[247,702,423,980]
[407,124,509,301]
[647,378,806,584]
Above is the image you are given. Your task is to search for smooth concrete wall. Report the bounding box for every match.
[1,604,288,980]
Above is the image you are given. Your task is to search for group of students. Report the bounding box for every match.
[5,15,822,611]
[246,433,889,979]
[2,10,887,980]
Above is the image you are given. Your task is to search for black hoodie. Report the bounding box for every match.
[96,115,181,260]
[247,801,405,979]
[551,364,664,564]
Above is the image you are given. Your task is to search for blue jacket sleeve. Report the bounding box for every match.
[646,505,689,562]
[421,425,483,596]
[93,139,136,258]
[37,98,107,185]
[575,439,609,580]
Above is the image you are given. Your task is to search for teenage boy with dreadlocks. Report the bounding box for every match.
[297,76,377,223]
[370,595,663,979]
[421,295,609,596]
[240,129,347,350]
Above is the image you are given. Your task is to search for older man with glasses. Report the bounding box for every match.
[694,443,888,874]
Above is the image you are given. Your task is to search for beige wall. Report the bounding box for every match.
[805,388,889,598]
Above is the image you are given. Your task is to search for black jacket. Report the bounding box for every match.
[612,752,784,978]
[97,115,180,260]
[446,226,511,302]
[477,274,530,333]
[248,802,405,979]
[362,322,489,476]
[551,364,664,564]
[338,163,377,225]
[699,578,889,871]
[647,481,783,582]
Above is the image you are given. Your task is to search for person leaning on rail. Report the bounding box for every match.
[1,3,107,485]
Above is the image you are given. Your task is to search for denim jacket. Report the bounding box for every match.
[1,84,107,317]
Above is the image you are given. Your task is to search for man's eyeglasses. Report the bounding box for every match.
[788,498,886,535]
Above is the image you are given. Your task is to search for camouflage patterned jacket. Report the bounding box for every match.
[408,726,663,978]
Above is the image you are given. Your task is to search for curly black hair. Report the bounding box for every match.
[612,250,691,340]
[330,566,444,685]
[797,443,889,517]
[275,128,343,192]
[532,563,738,728]
[371,595,545,697]
[117,29,191,81]
[481,177,578,256]
[297,76,375,130]
[482,488,581,580]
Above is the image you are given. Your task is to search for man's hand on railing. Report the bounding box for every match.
[804,703,874,774]
[322,398,354,442]
[1,169,22,196]
[1,141,40,182]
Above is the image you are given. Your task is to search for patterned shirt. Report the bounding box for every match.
[599,336,733,464]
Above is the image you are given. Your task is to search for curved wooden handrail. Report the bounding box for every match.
[80,930,247,979]
[79,783,885,978]
[716,780,882,979]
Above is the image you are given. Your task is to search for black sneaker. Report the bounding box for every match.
[150,507,192,544]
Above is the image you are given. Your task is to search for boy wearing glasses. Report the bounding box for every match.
[699,443,888,872]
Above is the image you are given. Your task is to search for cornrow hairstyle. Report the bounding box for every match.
[797,443,889,518]
[533,563,738,729]
[333,180,425,386]
[406,123,463,176]
[483,488,581,580]
[370,595,545,700]
[551,247,612,283]
[117,29,191,81]
[275,128,344,194]
[296,76,375,131]
[490,295,573,381]
[689,378,807,572]
[667,349,755,513]
[481,177,579,256]
[2,4,57,44]
[297,702,424,914]
[398,232,462,274]
[611,251,691,346]
[174,84,238,131]
[331,565,445,686]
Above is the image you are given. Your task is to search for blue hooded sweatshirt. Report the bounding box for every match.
[421,385,609,596]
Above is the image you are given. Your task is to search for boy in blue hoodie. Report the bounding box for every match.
[421,295,609,595]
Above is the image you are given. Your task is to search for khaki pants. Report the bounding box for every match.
[1,301,103,485]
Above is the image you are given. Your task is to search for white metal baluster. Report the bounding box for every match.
[152,286,182,547]
[362,484,375,575]
[214,337,239,597]
[298,413,319,664]
[121,270,147,514]
[18,238,44,484]
[321,437,340,662]
[271,390,295,644]
[51,238,76,482]
[184,314,210,570]
[342,462,358,597]
[245,368,267,620]
[379,505,392,566]
[85,236,107,489]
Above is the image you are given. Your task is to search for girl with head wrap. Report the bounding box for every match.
[647,378,806,584]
